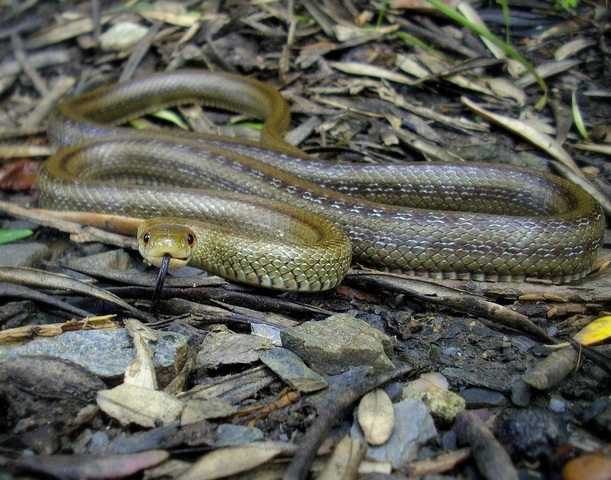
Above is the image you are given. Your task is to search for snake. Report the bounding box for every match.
[37,70,605,291]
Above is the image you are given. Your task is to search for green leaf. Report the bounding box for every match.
[227,120,263,131]
[0,228,33,245]
[149,110,190,130]
[571,90,589,140]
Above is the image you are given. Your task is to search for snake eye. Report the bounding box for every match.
[187,233,195,247]
[142,232,150,245]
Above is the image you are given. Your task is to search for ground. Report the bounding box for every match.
[0,1,610,479]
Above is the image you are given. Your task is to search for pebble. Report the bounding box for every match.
[549,397,567,413]
[421,390,466,424]
[280,313,394,375]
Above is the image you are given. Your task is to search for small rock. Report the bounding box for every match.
[421,390,466,424]
[281,314,394,375]
[0,356,105,430]
[441,367,508,392]
[259,347,327,393]
[582,397,611,435]
[213,424,264,446]
[0,329,187,387]
[549,397,566,413]
[196,330,273,369]
[460,388,509,408]
[250,324,282,346]
[510,379,532,407]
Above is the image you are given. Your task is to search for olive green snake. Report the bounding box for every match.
[38,70,605,291]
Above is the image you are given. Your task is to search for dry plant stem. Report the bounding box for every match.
[0,48,71,79]
[345,272,556,343]
[568,340,611,376]
[0,127,46,141]
[25,14,113,50]
[0,144,52,158]
[521,347,579,390]
[0,266,154,322]
[552,161,611,218]
[283,364,413,480]
[0,282,92,319]
[431,278,611,304]
[120,22,161,82]
[91,0,101,45]
[64,264,224,289]
[0,315,118,344]
[0,200,140,250]
[279,0,296,77]
[23,76,75,129]
[11,32,49,96]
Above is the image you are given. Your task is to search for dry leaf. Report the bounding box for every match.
[177,445,283,480]
[124,319,158,389]
[329,62,416,85]
[0,159,41,191]
[318,434,365,480]
[99,22,148,52]
[461,96,583,176]
[574,316,611,346]
[357,389,395,446]
[97,383,183,427]
[403,372,449,398]
[390,0,458,11]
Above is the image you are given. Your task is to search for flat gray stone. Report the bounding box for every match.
[0,242,50,267]
[259,347,327,393]
[280,313,394,375]
[0,329,187,386]
[196,330,273,369]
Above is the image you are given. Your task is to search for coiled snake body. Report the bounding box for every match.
[38,70,605,291]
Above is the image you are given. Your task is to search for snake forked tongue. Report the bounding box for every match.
[150,254,171,315]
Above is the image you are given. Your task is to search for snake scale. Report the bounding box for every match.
[37,70,605,291]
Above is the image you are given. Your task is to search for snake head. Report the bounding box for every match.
[137,218,197,270]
